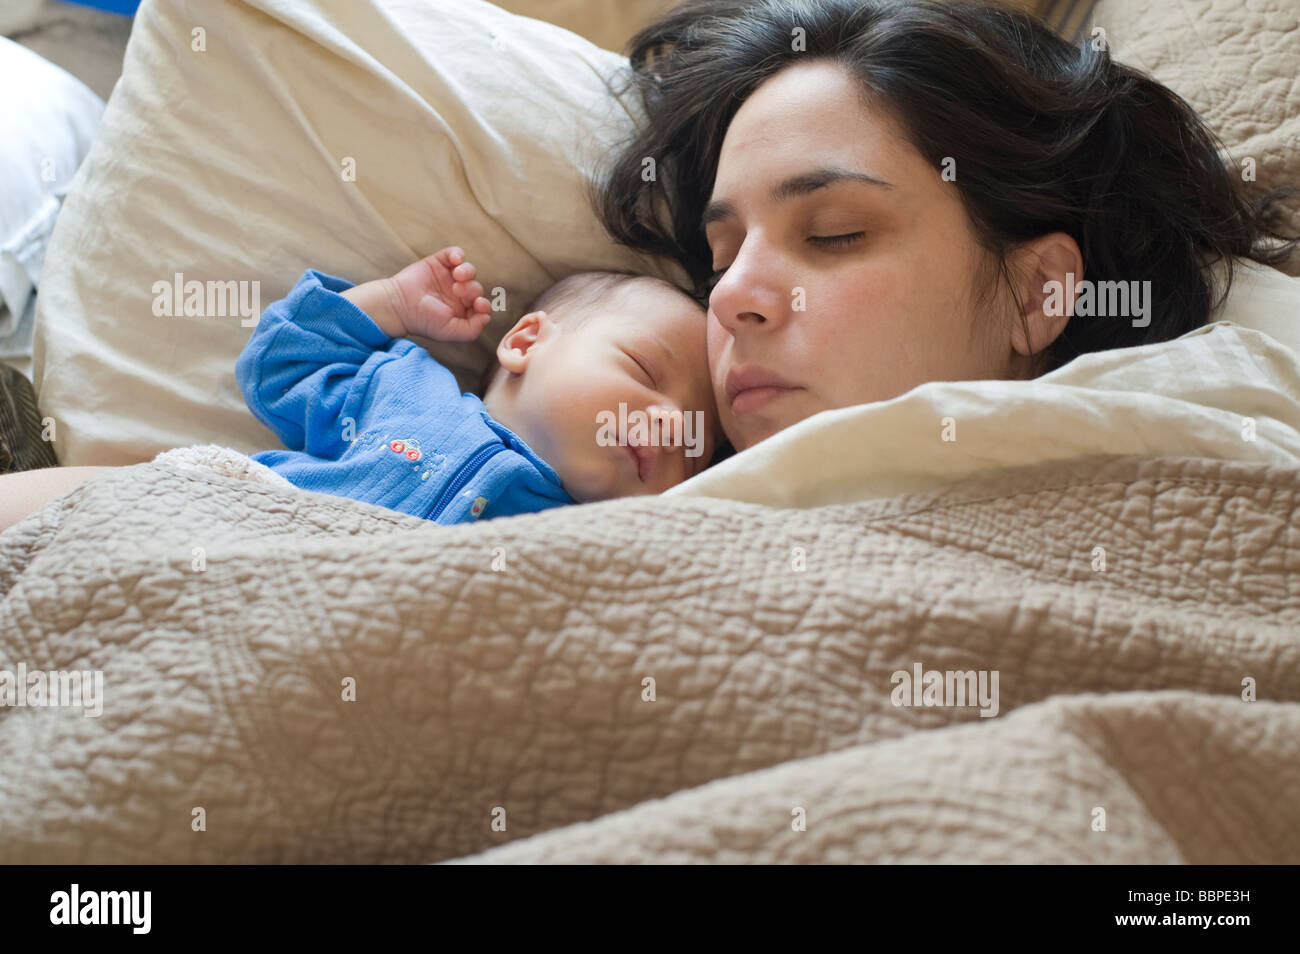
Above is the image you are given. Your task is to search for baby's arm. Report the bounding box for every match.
[235,248,492,458]
[235,270,390,455]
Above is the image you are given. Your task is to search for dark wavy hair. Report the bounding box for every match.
[591,0,1299,371]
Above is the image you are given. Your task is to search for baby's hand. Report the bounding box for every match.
[383,246,492,341]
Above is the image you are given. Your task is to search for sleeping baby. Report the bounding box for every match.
[0,247,719,533]
[234,247,720,523]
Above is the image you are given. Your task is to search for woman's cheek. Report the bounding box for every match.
[706,316,728,378]
[705,309,726,353]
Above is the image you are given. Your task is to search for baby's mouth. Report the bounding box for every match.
[624,435,657,484]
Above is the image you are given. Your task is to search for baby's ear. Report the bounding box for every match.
[497,311,549,372]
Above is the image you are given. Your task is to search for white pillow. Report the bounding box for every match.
[0,37,104,354]
[33,0,685,465]
[1209,259,1300,359]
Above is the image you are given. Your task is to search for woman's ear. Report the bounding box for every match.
[1007,232,1083,358]
[496,311,550,373]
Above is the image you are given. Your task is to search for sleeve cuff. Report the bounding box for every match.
[299,268,394,347]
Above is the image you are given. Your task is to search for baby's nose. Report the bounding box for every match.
[645,403,683,444]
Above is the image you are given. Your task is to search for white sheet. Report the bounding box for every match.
[0,36,103,356]
[670,309,1300,508]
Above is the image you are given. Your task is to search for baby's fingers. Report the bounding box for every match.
[442,307,493,341]
[453,278,485,302]
[435,246,466,269]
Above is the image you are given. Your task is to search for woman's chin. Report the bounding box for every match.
[725,404,803,453]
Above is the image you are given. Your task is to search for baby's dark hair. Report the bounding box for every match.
[477,270,696,395]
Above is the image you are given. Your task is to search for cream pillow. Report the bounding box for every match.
[33,0,682,465]
[493,0,677,54]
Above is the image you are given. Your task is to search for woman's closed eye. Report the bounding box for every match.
[807,231,866,249]
[707,231,867,288]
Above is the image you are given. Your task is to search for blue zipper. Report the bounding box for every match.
[430,443,506,521]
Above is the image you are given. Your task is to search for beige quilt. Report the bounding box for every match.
[1,447,1296,863]
[5,0,1298,865]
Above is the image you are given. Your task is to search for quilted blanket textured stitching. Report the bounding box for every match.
[0,449,1297,863]
[458,693,1298,864]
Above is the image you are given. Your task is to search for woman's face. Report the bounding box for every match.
[705,60,1020,451]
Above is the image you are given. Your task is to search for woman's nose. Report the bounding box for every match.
[708,240,787,335]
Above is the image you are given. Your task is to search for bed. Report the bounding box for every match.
[1,0,1298,863]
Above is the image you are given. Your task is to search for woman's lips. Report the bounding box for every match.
[731,385,797,415]
[725,366,801,416]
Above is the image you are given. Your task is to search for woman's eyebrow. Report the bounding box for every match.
[701,166,893,231]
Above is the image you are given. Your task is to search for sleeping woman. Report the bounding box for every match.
[592,0,1297,453]
[2,0,1296,529]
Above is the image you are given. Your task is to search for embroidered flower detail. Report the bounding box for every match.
[389,439,423,462]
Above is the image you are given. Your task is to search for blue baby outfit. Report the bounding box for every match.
[235,269,574,524]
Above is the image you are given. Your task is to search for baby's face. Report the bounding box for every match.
[502,282,719,502]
